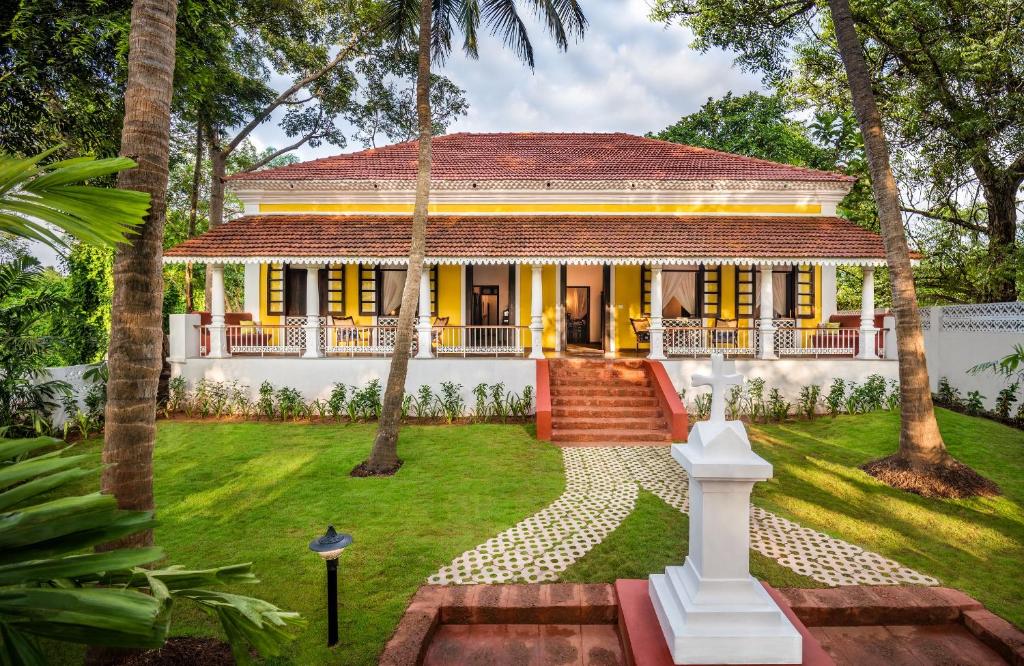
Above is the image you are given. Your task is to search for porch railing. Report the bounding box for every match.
[664,326,757,357]
[434,325,526,356]
[198,324,304,357]
[776,327,884,358]
[322,324,402,356]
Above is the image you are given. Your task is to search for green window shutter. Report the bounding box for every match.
[266,263,285,316]
[699,264,721,318]
[326,264,345,316]
[640,265,652,316]
[735,265,755,319]
[793,265,815,319]
[359,264,377,316]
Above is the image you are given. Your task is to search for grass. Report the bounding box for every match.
[560,490,822,589]
[748,408,1024,627]
[56,422,564,666]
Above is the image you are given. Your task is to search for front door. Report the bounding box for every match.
[472,285,499,325]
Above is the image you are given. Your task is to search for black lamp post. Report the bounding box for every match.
[309,525,352,647]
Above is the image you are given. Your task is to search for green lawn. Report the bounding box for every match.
[46,408,1023,663]
[749,408,1024,628]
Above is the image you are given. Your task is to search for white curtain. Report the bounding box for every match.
[381,270,406,315]
[755,272,791,317]
[566,287,588,320]
[662,271,697,317]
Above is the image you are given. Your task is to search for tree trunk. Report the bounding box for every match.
[827,0,949,470]
[102,0,178,547]
[976,168,1020,303]
[184,121,203,312]
[204,134,227,310]
[359,0,432,475]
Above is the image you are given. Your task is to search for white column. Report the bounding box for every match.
[529,264,544,359]
[756,265,776,359]
[648,265,666,360]
[415,265,434,358]
[858,266,877,359]
[820,265,837,322]
[302,265,323,358]
[207,264,230,358]
[243,263,261,322]
[554,265,563,352]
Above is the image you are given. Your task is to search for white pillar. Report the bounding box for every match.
[858,266,877,359]
[820,265,837,322]
[243,263,261,322]
[207,264,230,358]
[529,264,544,359]
[756,265,776,359]
[648,265,665,360]
[302,265,323,358]
[554,265,563,352]
[416,265,434,358]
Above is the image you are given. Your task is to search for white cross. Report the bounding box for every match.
[692,353,744,423]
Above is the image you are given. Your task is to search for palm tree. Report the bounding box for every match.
[826,0,996,497]
[357,0,587,475]
[102,0,180,544]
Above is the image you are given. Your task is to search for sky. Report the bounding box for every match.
[249,0,765,161]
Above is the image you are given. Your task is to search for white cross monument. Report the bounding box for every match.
[649,353,802,665]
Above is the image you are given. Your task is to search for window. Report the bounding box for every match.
[359,264,438,317]
[266,263,285,316]
[641,265,704,318]
[699,264,721,318]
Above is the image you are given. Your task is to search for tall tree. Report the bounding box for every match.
[357,0,587,475]
[103,0,179,546]
[652,0,998,497]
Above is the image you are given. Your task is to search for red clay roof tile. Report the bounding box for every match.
[229,133,854,183]
[164,215,890,261]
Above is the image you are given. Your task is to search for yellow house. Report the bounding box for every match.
[165,132,889,362]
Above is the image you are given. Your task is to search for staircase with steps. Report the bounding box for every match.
[548,359,674,444]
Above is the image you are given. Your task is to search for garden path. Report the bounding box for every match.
[429,446,939,587]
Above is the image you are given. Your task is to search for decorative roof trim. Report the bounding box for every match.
[162,254,894,268]
[229,178,854,194]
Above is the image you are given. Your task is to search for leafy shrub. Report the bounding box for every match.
[309,398,330,419]
[844,382,861,414]
[726,385,743,420]
[859,374,887,411]
[508,385,534,417]
[327,383,348,420]
[994,382,1019,419]
[257,381,275,419]
[693,393,712,420]
[768,388,791,421]
[745,377,766,423]
[490,382,512,421]
[228,381,252,417]
[965,391,985,416]
[885,379,900,411]
[275,386,305,421]
[413,384,436,418]
[350,379,383,420]
[825,378,845,416]
[437,381,465,423]
[936,377,962,406]
[167,377,187,415]
[401,393,413,419]
[798,384,821,419]
[473,383,489,420]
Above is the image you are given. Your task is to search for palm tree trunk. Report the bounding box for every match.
[184,121,203,312]
[101,0,178,547]
[826,0,948,470]
[205,132,227,309]
[358,0,432,475]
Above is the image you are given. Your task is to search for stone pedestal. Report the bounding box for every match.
[649,420,802,664]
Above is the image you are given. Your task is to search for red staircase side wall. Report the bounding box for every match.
[642,360,689,441]
[536,359,552,441]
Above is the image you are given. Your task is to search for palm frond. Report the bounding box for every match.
[458,0,482,58]
[481,0,535,68]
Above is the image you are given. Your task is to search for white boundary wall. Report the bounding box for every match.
[40,363,95,427]
[920,301,1024,409]
[170,357,537,410]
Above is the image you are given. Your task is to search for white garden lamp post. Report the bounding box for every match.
[649,353,801,664]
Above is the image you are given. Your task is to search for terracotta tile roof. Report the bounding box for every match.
[164,215,891,262]
[229,133,854,183]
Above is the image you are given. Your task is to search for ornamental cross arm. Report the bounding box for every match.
[692,353,744,423]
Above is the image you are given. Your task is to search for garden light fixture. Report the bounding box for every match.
[309,525,352,647]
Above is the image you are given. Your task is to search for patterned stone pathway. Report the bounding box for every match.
[429,446,939,587]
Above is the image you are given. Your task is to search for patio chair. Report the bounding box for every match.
[630,317,650,352]
[713,318,738,347]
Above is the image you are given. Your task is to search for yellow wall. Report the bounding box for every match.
[259,264,281,325]
[719,265,736,320]
[542,266,557,349]
[438,265,462,325]
[614,265,642,352]
[518,266,532,349]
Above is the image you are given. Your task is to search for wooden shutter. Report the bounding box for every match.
[359,264,377,316]
[698,264,721,318]
[325,264,345,316]
[266,263,285,316]
[430,265,439,316]
[735,265,755,319]
[793,265,815,319]
[640,265,652,316]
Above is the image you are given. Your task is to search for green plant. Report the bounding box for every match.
[437,381,465,424]
[490,383,511,421]
[401,393,413,419]
[970,344,1024,382]
[844,382,861,415]
[726,385,743,420]
[275,387,305,421]
[936,377,962,406]
[994,383,1019,420]
[167,376,187,415]
[825,378,845,416]
[309,398,330,419]
[767,388,791,421]
[797,384,821,419]
[885,379,900,411]
[328,383,348,421]
[472,383,489,420]
[349,379,383,421]
[0,436,302,663]
[257,381,276,420]
[413,384,436,418]
[858,374,887,412]
[693,393,712,420]
[965,391,986,416]
[745,377,766,422]
[508,386,534,417]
